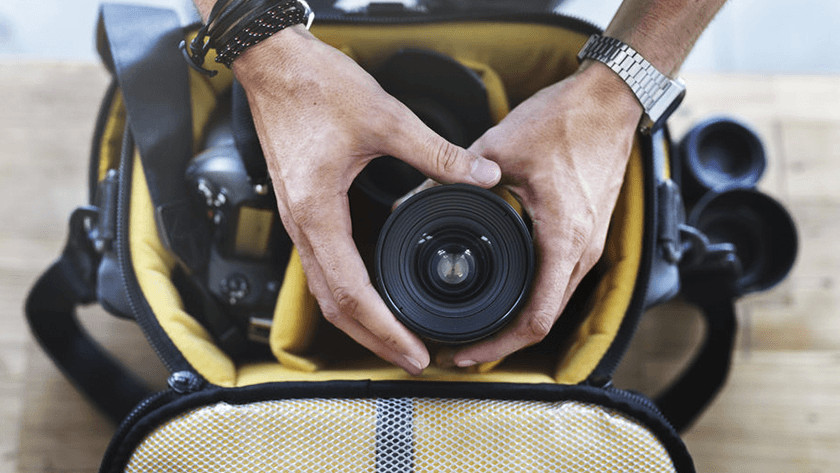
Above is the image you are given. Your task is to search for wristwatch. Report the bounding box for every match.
[577,34,686,134]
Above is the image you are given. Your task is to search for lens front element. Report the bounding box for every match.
[435,248,473,285]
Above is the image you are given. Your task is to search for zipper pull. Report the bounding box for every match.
[91,169,119,254]
[168,371,206,394]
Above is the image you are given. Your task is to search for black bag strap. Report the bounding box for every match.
[25,207,152,423]
[655,241,741,432]
[231,80,270,183]
[97,4,248,356]
[96,3,209,272]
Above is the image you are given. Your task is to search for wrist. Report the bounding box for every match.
[232,24,313,89]
[574,59,644,130]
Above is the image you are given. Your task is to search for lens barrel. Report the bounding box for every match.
[688,188,798,294]
[375,184,534,344]
[679,117,766,203]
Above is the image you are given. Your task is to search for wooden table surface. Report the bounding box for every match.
[1,62,838,472]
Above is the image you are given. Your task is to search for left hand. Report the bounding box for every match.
[440,61,644,367]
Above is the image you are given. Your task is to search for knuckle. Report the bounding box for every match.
[378,332,400,350]
[332,285,361,319]
[432,139,461,175]
[522,312,554,343]
[567,210,597,254]
[321,308,343,325]
[568,226,591,254]
[587,240,607,264]
[287,194,318,229]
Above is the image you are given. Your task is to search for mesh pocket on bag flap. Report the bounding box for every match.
[125,397,677,473]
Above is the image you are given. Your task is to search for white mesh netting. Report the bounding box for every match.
[124,397,677,472]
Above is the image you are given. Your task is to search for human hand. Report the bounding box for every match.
[232,26,501,375]
[440,61,644,368]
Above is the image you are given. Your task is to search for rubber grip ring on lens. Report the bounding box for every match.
[375,184,534,344]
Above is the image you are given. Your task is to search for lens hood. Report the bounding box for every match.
[679,117,766,202]
[689,188,797,294]
[375,184,534,343]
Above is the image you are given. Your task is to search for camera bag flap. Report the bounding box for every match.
[25,2,779,471]
[98,381,693,473]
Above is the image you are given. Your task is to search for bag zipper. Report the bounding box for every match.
[113,129,196,374]
[98,389,176,473]
[607,384,676,429]
[98,371,206,473]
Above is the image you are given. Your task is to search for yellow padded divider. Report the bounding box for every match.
[268,248,321,372]
[555,143,644,383]
[130,153,237,387]
[454,56,511,123]
[237,360,555,386]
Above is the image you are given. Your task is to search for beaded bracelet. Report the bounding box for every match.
[181,0,314,76]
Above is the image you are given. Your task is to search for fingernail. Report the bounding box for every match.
[403,355,425,374]
[456,359,477,368]
[470,158,500,186]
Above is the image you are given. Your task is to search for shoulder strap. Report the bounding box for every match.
[25,207,152,423]
[24,3,196,422]
[654,237,741,432]
[96,3,209,272]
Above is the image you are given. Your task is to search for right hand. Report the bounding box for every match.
[232,26,502,375]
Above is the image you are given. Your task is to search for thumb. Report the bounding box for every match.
[384,113,501,188]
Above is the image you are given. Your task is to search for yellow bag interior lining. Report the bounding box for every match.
[107,21,645,388]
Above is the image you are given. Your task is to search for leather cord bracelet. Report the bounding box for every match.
[181,0,314,76]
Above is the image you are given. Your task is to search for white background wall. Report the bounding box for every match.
[1,0,838,73]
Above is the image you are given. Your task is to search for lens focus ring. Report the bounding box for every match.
[375,184,534,343]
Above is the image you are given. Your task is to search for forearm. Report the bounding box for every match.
[604,0,728,76]
[193,0,216,22]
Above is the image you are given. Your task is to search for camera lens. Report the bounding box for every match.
[689,188,797,294]
[375,184,534,343]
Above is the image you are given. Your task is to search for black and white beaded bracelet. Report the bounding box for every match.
[181,0,314,75]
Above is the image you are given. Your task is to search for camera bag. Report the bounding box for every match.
[24,2,786,471]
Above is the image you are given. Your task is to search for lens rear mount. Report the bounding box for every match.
[375,184,534,343]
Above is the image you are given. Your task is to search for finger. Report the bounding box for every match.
[559,224,611,311]
[382,110,501,188]
[291,234,427,375]
[287,190,431,371]
[274,189,427,375]
[321,305,427,375]
[450,222,580,367]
